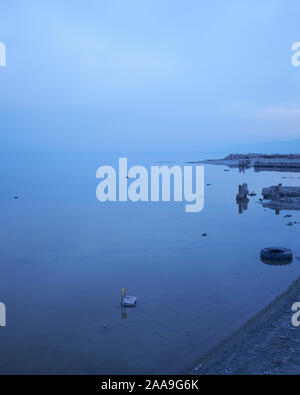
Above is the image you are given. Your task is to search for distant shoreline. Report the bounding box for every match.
[187,153,300,171]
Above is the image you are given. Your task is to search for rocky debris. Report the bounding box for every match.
[194,364,202,372]
[236,183,249,200]
[254,161,300,170]
[260,185,300,212]
[236,184,249,214]
[225,154,300,160]
[238,159,251,169]
[262,185,300,200]
[191,277,300,375]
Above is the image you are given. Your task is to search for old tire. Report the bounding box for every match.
[260,247,293,265]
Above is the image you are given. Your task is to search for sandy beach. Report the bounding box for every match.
[189,276,300,375]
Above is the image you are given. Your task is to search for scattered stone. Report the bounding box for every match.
[202,233,207,237]
[236,183,249,200]
[262,185,300,199]
[248,192,257,196]
[287,222,293,226]
[284,215,292,218]
[194,364,202,371]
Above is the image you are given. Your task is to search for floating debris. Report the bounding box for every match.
[260,247,293,266]
[260,184,300,212]
[255,161,300,170]
[121,287,137,307]
[236,183,249,200]
[287,222,293,226]
[194,364,203,372]
[202,233,207,237]
[262,185,300,199]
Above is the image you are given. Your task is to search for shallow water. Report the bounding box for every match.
[0,152,300,374]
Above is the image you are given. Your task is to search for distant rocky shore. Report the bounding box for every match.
[186,153,300,375]
[188,153,300,172]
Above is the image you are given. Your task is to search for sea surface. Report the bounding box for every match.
[0,152,300,374]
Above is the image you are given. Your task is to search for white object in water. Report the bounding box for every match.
[123,295,137,307]
[121,288,137,307]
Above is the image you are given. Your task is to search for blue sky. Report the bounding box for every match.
[0,0,299,153]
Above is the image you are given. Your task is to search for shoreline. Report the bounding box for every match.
[182,152,300,374]
[188,154,300,171]
[186,276,300,375]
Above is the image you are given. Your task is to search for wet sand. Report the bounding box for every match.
[188,276,300,375]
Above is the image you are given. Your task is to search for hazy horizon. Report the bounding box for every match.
[0,0,299,153]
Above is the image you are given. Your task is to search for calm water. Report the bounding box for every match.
[0,152,300,374]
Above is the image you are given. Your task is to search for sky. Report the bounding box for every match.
[0,0,300,153]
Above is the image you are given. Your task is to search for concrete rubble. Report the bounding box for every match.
[262,184,300,199]
[193,154,300,173]
[261,184,300,212]
[236,184,249,214]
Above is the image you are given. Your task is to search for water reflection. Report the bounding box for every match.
[236,184,249,214]
[236,197,249,214]
[260,256,293,266]
[121,306,128,319]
